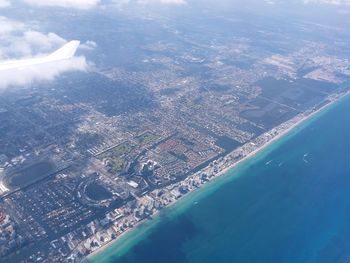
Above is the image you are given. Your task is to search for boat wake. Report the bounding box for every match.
[303,153,310,164]
[265,160,273,165]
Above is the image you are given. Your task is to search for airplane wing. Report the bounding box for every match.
[47,40,80,60]
[0,40,80,72]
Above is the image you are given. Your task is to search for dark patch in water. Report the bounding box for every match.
[113,216,197,263]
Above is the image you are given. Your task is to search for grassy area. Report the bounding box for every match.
[97,141,137,174]
[135,132,160,146]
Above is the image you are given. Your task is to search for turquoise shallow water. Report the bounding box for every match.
[90,95,350,263]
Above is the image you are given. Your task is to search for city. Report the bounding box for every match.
[1,1,350,262]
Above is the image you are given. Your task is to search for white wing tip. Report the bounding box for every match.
[48,40,80,60]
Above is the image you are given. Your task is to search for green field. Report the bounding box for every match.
[97,141,137,174]
[135,132,160,146]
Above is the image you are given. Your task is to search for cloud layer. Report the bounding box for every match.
[0,57,88,89]
[117,0,186,5]
[304,0,350,4]
[0,0,187,10]
[0,16,90,90]
[0,0,10,8]
[22,0,101,9]
[3,0,349,10]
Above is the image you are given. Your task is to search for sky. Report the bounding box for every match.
[0,0,348,90]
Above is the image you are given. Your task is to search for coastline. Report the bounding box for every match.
[86,90,350,262]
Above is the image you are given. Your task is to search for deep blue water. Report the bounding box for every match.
[94,96,350,263]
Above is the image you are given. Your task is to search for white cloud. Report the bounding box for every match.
[0,16,89,90]
[137,0,186,4]
[23,31,67,49]
[0,16,24,35]
[3,0,188,10]
[80,40,97,51]
[1,30,71,58]
[0,0,10,8]
[304,0,350,4]
[22,0,101,9]
[0,57,88,89]
[112,0,187,6]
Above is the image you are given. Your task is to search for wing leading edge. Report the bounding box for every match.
[47,40,80,60]
[0,40,80,72]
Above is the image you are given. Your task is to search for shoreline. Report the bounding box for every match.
[86,90,350,262]
[216,91,350,178]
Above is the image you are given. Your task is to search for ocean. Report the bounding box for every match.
[89,94,350,263]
